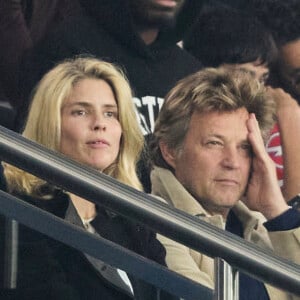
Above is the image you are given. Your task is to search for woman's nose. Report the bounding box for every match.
[92,114,106,131]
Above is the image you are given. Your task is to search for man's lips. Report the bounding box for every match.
[215,179,239,186]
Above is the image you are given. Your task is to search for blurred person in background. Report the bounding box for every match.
[0,0,81,110]
[183,4,300,204]
[242,0,300,104]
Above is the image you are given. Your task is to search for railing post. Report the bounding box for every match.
[214,257,239,300]
[3,218,18,288]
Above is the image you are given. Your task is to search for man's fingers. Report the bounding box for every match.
[247,113,267,159]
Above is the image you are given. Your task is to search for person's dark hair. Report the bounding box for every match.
[183,4,278,67]
[242,0,300,47]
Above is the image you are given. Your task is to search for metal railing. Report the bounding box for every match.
[0,125,299,299]
[0,189,212,300]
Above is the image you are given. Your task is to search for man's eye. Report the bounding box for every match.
[241,144,252,155]
[207,140,222,146]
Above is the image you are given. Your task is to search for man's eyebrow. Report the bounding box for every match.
[209,133,222,137]
[205,133,225,140]
[206,134,250,143]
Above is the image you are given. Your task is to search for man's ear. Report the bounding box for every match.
[159,141,177,169]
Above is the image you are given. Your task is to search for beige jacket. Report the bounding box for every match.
[151,167,300,300]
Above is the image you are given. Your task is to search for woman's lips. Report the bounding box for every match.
[86,139,109,148]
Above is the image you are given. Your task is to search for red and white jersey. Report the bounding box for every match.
[266,123,283,187]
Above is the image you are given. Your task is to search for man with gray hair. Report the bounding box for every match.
[150,67,300,300]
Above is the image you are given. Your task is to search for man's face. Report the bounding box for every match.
[162,108,252,218]
[279,39,300,97]
[129,0,185,28]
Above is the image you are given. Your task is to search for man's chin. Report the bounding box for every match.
[213,194,240,209]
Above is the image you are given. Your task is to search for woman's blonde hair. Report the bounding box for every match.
[4,57,144,195]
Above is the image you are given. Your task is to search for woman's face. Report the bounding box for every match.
[60,78,122,171]
[280,39,300,97]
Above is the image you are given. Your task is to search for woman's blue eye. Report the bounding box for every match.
[72,110,86,116]
[104,111,118,118]
[105,111,114,117]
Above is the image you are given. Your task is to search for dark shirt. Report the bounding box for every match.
[0,185,174,300]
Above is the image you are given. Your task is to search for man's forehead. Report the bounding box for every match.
[192,108,250,119]
[190,109,250,135]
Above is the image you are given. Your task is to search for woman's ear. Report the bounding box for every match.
[159,141,177,170]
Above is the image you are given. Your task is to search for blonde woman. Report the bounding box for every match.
[1,57,173,300]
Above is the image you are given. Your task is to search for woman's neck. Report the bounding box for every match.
[70,194,96,220]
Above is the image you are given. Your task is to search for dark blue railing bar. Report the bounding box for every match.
[0,189,212,300]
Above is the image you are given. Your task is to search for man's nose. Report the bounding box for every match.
[221,146,241,169]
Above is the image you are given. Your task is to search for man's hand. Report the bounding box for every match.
[245,113,289,220]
